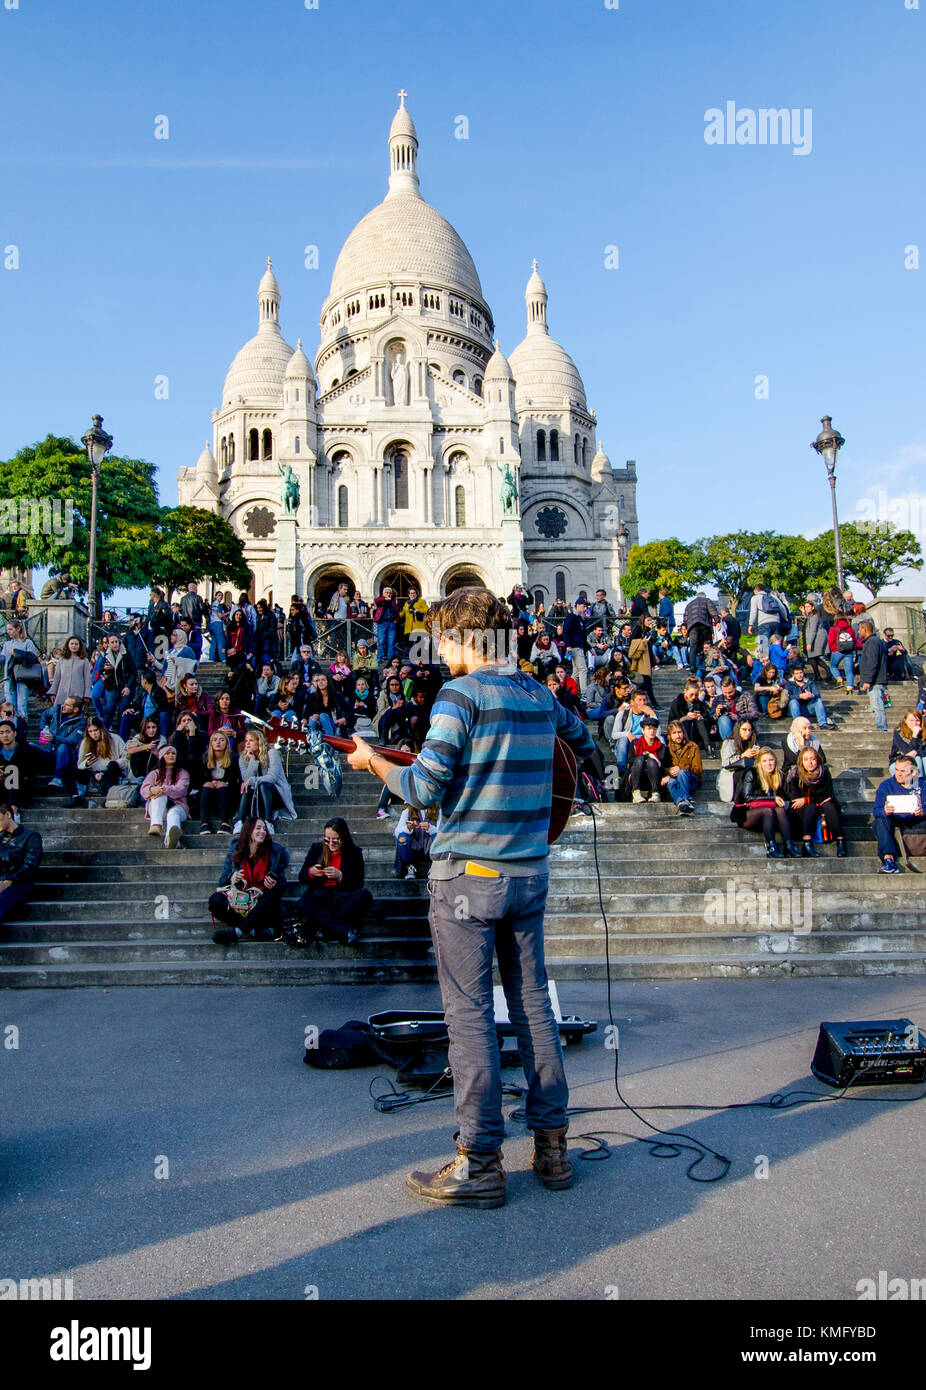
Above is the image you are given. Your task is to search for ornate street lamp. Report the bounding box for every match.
[80,414,114,642]
[810,415,846,590]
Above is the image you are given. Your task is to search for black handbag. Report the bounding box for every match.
[11,650,43,685]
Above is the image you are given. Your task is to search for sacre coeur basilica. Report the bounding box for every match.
[177,93,639,609]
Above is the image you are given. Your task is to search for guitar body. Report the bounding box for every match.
[549,735,579,844]
[263,716,580,844]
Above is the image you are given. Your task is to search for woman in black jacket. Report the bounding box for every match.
[199,730,242,834]
[304,672,350,736]
[784,747,846,857]
[254,599,279,668]
[292,817,372,945]
[889,710,924,777]
[730,747,798,858]
[170,711,209,812]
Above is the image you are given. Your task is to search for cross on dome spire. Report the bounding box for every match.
[525,259,548,334]
[258,257,281,330]
[388,90,420,198]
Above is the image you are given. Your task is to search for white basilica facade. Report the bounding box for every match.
[177,94,639,609]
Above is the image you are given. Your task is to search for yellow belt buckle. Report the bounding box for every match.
[463,861,500,878]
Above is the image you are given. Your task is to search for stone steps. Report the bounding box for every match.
[3,667,922,987]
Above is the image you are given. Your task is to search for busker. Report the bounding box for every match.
[348,587,594,1209]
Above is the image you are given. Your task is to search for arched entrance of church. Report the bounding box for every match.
[308,567,357,611]
[443,567,486,596]
[373,565,423,601]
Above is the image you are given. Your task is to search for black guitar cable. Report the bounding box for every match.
[506,800,924,1181]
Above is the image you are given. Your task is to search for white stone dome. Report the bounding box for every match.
[591,443,611,480]
[484,340,513,380]
[327,193,484,304]
[508,334,587,411]
[285,338,313,380]
[196,441,216,473]
[222,326,296,405]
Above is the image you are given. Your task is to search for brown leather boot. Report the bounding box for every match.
[406,1145,506,1208]
[532,1127,573,1189]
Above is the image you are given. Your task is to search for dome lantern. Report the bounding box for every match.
[388,89,420,199]
[525,259,548,335]
[221,259,295,407]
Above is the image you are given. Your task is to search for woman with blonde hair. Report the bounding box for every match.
[235,727,296,831]
[1,619,44,718]
[200,730,241,834]
[730,746,798,858]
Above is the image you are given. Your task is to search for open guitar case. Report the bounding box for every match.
[305,1009,597,1088]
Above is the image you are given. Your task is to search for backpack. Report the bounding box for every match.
[836,628,856,654]
[759,592,780,617]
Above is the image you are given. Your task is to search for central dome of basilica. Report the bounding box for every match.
[327,192,484,303]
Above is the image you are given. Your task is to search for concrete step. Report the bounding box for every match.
[0,936,434,964]
[0,958,439,988]
[541,954,926,980]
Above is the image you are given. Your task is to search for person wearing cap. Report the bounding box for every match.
[629,714,668,802]
[609,687,657,778]
[883,628,916,683]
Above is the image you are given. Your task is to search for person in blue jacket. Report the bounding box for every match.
[872,754,926,874]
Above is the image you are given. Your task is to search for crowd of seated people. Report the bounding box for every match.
[2,575,923,948]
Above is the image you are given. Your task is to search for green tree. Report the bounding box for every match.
[763,533,837,602]
[834,521,923,598]
[692,531,777,605]
[0,434,160,596]
[622,538,700,600]
[152,506,252,596]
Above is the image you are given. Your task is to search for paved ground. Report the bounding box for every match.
[1,976,925,1301]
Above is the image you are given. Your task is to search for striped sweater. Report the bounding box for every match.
[383,663,595,874]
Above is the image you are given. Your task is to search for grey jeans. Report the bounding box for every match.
[427,870,568,1151]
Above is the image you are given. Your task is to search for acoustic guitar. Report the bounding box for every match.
[260,715,579,844]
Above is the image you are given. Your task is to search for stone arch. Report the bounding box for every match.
[372,561,424,601]
[306,561,359,609]
[436,560,488,596]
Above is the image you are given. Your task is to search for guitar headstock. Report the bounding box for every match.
[265,715,310,750]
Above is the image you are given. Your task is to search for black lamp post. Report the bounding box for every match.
[811,415,846,590]
[80,414,114,642]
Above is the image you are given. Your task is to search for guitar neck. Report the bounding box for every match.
[322,734,417,766]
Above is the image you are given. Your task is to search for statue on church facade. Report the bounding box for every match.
[278,460,300,515]
[497,460,518,516]
[391,352,409,407]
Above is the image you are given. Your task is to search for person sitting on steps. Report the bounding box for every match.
[292,818,372,946]
[730,746,798,858]
[872,753,926,875]
[140,745,189,848]
[784,746,847,858]
[210,817,289,943]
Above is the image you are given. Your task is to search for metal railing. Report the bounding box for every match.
[0,608,48,655]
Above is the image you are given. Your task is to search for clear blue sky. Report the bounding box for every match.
[1,0,924,595]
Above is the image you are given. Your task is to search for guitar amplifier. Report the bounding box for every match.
[811,1019,926,1087]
